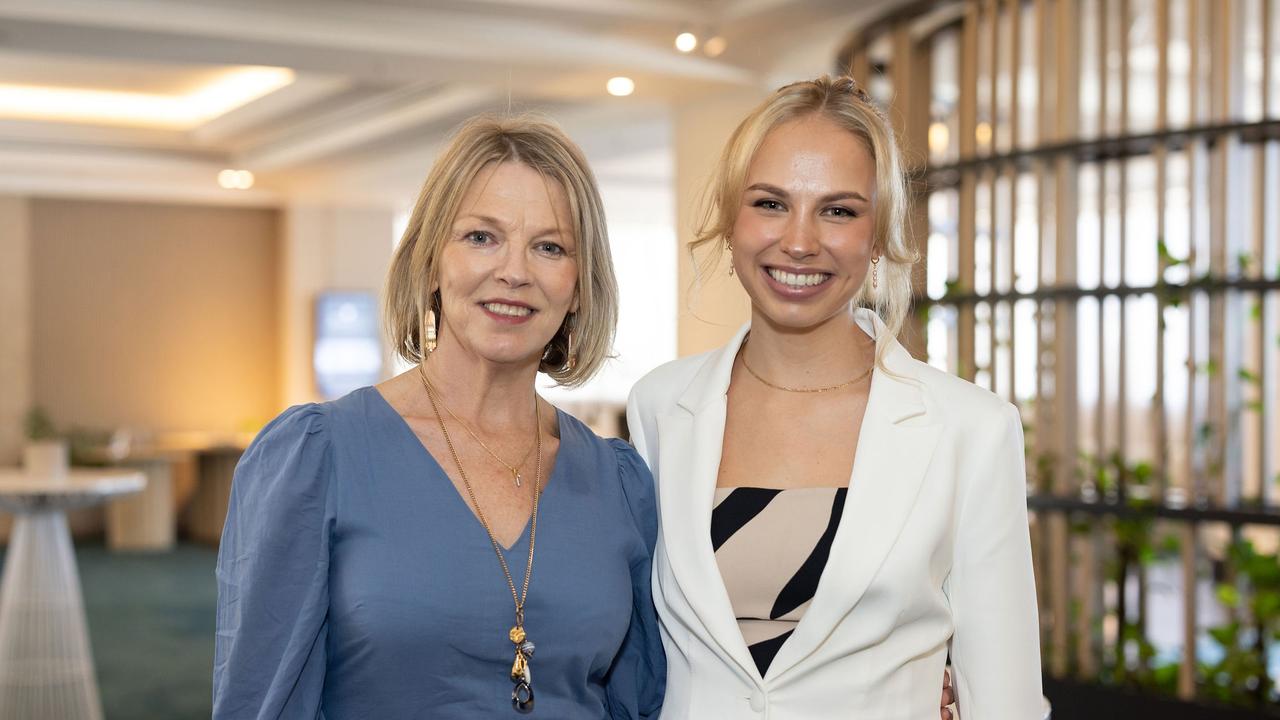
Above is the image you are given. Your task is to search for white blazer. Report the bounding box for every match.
[626,310,1042,720]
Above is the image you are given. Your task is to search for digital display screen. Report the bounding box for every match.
[314,291,382,400]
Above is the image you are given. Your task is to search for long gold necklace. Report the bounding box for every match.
[431,392,535,487]
[740,335,873,393]
[419,367,541,713]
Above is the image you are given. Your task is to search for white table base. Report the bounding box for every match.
[0,510,103,720]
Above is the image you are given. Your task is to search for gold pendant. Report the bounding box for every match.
[509,626,535,713]
[509,649,527,683]
[513,470,522,487]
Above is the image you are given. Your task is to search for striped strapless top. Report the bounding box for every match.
[711,486,848,677]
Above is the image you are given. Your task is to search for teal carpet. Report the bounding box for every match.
[81,544,217,720]
[0,543,217,720]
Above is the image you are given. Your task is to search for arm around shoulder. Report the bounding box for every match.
[946,402,1043,719]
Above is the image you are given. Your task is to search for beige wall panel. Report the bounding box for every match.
[30,199,280,434]
[279,204,394,408]
[674,89,762,357]
[0,196,31,467]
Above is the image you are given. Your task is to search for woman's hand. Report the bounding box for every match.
[941,668,956,719]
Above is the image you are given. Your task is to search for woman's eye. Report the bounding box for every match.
[754,199,784,211]
[825,206,859,218]
[463,231,493,244]
[535,241,565,256]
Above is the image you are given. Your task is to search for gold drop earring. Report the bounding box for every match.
[726,238,735,277]
[870,256,880,290]
[424,308,438,354]
[565,314,577,371]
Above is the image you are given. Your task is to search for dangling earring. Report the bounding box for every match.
[870,256,880,290]
[565,314,577,371]
[424,308,438,354]
[726,238,735,277]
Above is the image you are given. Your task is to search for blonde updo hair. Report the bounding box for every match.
[384,114,617,386]
[691,75,916,362]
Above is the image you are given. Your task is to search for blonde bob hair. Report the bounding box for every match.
[384,114,618,386]
[691,75,916,364]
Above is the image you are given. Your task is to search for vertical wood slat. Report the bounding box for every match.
[1209,0,1232,507]
[1251,0,1272,507]
[1187,0,1202,503]
[1055,0,1083,680]
[987,0,1000,392]
[1032,0,1072,679]
[891,24,933,358]
[959,1,980,382]
[1008,0,1021,411]
[1180,0,1203,699]
[1097,0,1110,474]
[1154,0,1171,504]
[1080,0,1109,681]
[1117,0,1131,486]
[850,47,871,88]
[1145,0,1189,699]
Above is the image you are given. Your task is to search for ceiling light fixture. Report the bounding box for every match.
[606,77,635,97]
[675,32,698,53]
[0,66,294,130]
[218,169,255,190]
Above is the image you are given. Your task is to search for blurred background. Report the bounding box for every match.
[0,0,1277,717]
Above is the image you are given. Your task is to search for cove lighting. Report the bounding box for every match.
[0,66,295,129]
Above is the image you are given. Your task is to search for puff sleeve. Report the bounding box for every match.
[945,402,1043,719]
[213,404,334,719]
[602,439,666,719]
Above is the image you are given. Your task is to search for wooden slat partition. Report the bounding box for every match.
[836,0,1280,706]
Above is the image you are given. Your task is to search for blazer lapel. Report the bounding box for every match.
[656,324,761,683]
[767,311,942,683]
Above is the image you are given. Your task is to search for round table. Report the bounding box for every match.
[0,469,145,720]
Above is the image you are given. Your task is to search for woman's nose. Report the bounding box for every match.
[494,242,531,286]
[779,217,819,259]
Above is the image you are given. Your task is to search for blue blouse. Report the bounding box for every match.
[213,386,664,719]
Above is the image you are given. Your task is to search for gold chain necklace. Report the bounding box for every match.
[419,367,541,713]
[430,386,536,487]
[739,336,874,393]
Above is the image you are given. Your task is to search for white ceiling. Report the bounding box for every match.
[0,0,901,205]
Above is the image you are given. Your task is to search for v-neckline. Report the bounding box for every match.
[367,386,567,552]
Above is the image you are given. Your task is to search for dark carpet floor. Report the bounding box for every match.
[0,543,217,720]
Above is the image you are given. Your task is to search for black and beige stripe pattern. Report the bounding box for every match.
[711,486,848,677]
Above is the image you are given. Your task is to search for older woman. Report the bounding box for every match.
[628,76,1042,719]
[213,115,663,718]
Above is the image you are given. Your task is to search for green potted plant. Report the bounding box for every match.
[23,407,68,481]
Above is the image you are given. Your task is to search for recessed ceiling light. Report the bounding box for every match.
[675,32,698,53]
[218,169,255,190]
[703,36,728,58]
[606,77,635,97]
